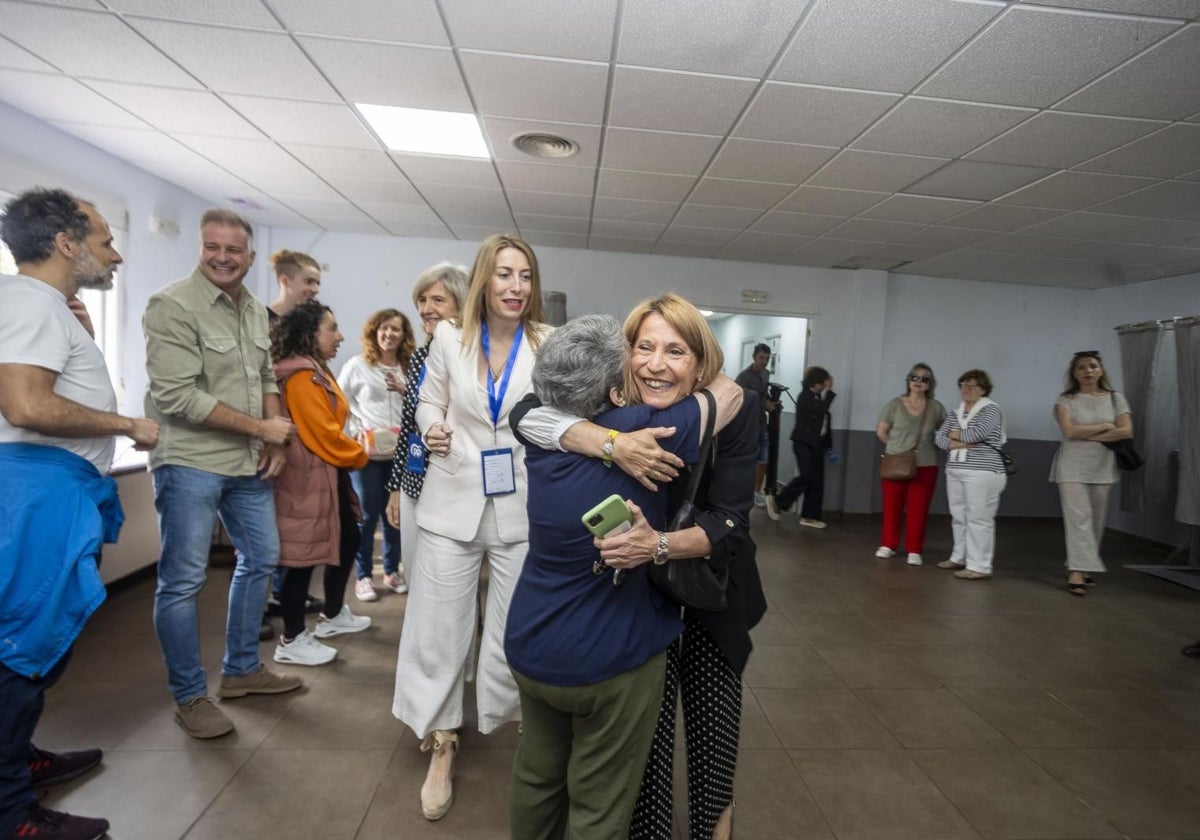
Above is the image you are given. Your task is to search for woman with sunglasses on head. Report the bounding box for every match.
[875,364,946,566]
[935,370,1008,580]
[1050,351,1132,596]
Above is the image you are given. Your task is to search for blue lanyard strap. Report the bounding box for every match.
[481,321,524,428]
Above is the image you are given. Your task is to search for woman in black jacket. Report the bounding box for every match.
[774,366,835,528]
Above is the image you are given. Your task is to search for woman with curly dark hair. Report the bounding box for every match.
[270,300,370,666]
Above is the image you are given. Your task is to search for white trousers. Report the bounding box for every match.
[399,492,419,582]
[392,499,526,737]
[945,469,1006,574]
[1058,482,1111,573]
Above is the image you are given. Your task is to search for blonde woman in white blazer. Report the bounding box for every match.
[393,233,550,822]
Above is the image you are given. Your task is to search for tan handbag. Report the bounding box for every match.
[879,401,929,481]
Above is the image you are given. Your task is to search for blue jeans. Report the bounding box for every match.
[152,465,279,704]
[0,652,70,835]
[351,459,400,579]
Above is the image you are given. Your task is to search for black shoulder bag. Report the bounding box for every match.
[647,390,729,612]
[1102,392,1144,471]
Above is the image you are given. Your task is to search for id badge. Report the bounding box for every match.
[404,432,427,476]
[481,447,516,496]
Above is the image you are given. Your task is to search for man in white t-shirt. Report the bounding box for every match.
[0,188,158,840]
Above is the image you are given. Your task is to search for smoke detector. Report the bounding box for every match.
[511,132,579,159]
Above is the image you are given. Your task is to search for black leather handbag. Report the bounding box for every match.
[1102,393,1144,471]
[647,390,729,612]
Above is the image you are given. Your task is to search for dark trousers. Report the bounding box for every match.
[0,650,71,835]
[777,440,825,520]
[351,459,401,580]
[280,471,360,638]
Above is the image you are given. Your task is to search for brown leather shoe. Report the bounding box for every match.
[953,569,991,580]
[175,696,234,739]
[217,664,302,698]
[419,730,458,821]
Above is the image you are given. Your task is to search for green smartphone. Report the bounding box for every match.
[581,494,633,538]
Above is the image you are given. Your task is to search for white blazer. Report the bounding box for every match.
[415,318,547,543]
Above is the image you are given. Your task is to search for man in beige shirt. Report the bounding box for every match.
[143,208,300,740]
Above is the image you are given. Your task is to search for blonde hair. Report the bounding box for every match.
[622,293,723,402]
[269,249,319,279]
[460,233,546,350]
[361,308,415,368]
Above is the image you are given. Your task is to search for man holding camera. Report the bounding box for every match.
[735,343,780,514]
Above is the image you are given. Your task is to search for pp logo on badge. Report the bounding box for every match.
[405,432,427,475]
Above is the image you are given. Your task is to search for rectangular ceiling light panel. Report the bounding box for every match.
[356,104,489,159]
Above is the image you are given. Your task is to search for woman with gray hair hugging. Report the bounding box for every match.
[505,314,739,840]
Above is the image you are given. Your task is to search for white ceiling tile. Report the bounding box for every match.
[1087,180,1200,218]
[852,98,1034,158]
[283,198,373,221]
[775,250,842,268]
[461,52,608,124]
[749,212,843,236]
[860,243,942,264]
[1107,219,1200,246]
[494,161,596,194]
[601,128,722,177]
[129,20,334,99]
[689,178,793,210]
[389,154,500,189]
[905,160,1055,200]
[917,6,1179,107]
[1050,240,1160,263]
[514,214,589,234]
[609,67,756,135]
[255,175,342,202]
[943,203,1064,230]
[589,219,666,239]
[483,118,601,168]
[0,35,57,72]
[440,203,518,227]
[357,201,444,227]
[672,204,760,229]
[449,224,507,242]
[735,83,899,146]
[224,96,378,148]
[441,0,617,61]
[0,70,148,128]
[523,230,589,249]
[297,37,468,109]
[618,0,802,77]
[1021,211,1146,238]
[1020,0,1200,17]
[825,218,926,243]
[964,233,1074,255]
[418,184,511,216]
[995,171,1158,209]
[589,236,656,254]
[107,0,281,28]
[1056,24,1200,120]
[380,221,453,238]
[707,139,836,184]
[790,238,890,262]
[284,145,402,180]
[809,150,949,193]
[86,81,261,138]
[3,5,199,86]
[172,134,318,184]
[654,241,723,258]
[592,196,679,223]
[776,186,888,216]
[773,0,1002,93]
[859,195,980,224]
[506,191,594,217]
[272,0,448,44]
[51,122,209,167]
[1076,124,1200,179]
[966,111,1166,168]
[900,226,1000,249]
[327,176,424,204]
[596,169,696,202]
[719,234,802,260]
[659,225,740,245]
[20,0,104,7]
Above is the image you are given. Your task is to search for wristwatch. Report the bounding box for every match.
[652,531,669,565]
[601,428,619,469]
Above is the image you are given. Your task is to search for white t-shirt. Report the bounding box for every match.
[0,274,117,472]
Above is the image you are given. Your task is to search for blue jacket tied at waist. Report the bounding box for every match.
[0,443,124,677]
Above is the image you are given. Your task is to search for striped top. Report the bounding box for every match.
[935,402,1007,473]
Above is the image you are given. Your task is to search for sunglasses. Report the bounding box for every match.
[908,374,932,383]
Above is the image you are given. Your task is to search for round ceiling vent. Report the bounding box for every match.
[511,132,579,159]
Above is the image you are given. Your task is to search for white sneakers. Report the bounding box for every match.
[765,495,779,521]
[753,492,766,508]
[906,553,923,566]
[875,546,895,558]
[314,605,372,638]
[273,629,336,666]
[799,518,827,529]
[383,571,408,594]
[354,577,378,602]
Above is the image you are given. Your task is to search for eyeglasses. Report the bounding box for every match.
[908,374,932,383]
[957,381,981,390]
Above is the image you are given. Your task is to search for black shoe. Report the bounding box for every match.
[259,613,274,641]
[28,747,102,788]
[304,594,324,615]
[5,805,109,839]
[1183,641,1200,659]
[265,594,283,616]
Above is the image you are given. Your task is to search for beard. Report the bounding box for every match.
[71,249,114,291]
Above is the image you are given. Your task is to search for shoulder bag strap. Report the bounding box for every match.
[680,390,717,506]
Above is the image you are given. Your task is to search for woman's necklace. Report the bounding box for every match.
[487,341,511,382]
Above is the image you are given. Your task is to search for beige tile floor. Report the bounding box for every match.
[33,512,1200,839]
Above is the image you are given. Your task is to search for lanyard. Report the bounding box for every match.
[481,321,523,429]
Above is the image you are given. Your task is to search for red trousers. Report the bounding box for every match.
[880,465,939,554]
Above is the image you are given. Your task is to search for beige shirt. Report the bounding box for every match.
[143,270,277,476]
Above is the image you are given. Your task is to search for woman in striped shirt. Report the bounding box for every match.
[934,370,1007,580]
